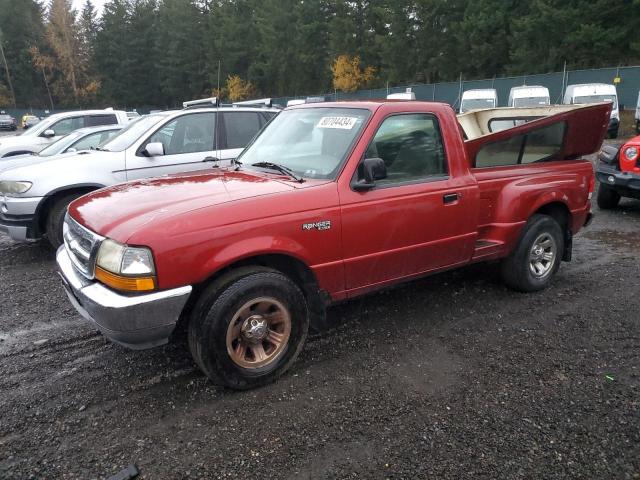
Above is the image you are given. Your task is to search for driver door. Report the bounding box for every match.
[125,112,220,180]
[339,113,478,293]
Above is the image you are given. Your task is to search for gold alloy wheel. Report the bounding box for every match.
[226,297,292,369]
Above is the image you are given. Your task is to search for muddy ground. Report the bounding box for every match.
[1,164,639,478]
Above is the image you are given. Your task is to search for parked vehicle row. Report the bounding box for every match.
[0,109,129,158]
[0,98,278,248]
[51,97,608,389]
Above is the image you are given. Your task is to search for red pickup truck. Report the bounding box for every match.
[57,100,610,389]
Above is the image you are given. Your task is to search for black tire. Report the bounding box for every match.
[501,214,564,293]
[609,131,618,139]
[188,268,309,390]
[45,193,83,249]
[596,184,620,210]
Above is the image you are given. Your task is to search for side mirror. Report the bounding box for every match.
[353,157,387,191]
[143,142,165,157]
[42,129,55,138]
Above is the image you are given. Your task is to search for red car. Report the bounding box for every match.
[596,135,640,208]
[57,100,609,389]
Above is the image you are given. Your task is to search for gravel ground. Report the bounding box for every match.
[1,157,639,479]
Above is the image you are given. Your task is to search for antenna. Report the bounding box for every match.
[215,59,221,155]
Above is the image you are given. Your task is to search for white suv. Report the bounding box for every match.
[0,100,279,247]
[0,109,128,158]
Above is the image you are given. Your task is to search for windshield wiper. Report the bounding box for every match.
[250,161,304,183]
[93,146,109,152]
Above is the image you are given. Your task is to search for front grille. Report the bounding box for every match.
[63,215,103,279]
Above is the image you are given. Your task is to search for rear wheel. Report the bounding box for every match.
[45,193,84,249]
[188,269,309,389]
[501,214,564,293]
[596,184,620,210]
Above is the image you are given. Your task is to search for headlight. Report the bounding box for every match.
[0,180,32,194]
[95,239,156,292]
[624,146,638,161]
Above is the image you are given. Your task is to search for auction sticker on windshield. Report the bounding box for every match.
[317,116,358,129]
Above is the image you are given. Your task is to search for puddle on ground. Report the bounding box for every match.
[583,229,640,250]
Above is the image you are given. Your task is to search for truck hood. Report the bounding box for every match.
[69,169,298,241]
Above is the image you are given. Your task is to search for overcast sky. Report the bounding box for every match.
[71,0,108,15]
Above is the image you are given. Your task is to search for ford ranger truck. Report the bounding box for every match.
[56,101,610,390]
[596,134,640,209]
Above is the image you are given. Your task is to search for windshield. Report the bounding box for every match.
[38,130,84,157]
[513,96,550,107]
[21,115,57,136]
[100,114,168,152]
[574,95,618,109]
[460,98,495,112]
[0,115,11,120]
[237,107,370,180]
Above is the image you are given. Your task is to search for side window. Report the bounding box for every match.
[50,116,85,136]
[69,131,109,151]
[223,112,262,149]
[363,113,447,185]
[86,114,117,127]
[476,122,565,168]
[145,112,215,155]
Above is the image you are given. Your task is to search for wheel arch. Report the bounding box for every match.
[179,253,328,335]
[35,183,105,237]
[532,200,572,261]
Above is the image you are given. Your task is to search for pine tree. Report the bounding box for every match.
[0,0,47,106]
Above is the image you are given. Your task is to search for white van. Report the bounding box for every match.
[563,83,619,138]
[459,89,498,113]
[508,86,550,107]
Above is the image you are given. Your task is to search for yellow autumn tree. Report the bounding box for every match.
[331,55,376,93]
[226,75,256,102]
[211,75,256,102]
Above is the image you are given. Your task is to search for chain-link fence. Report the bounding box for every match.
[274,65,640,111]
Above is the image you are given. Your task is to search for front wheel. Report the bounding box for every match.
[188,269,309,389]
[501,214,564,293]
[597,184,620,210]
[45,193,85,249]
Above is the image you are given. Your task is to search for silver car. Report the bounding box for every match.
[0,100,279,247]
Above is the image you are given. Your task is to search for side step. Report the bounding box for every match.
[472,239,504,260]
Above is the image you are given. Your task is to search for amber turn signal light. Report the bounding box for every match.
[95,266,156,292]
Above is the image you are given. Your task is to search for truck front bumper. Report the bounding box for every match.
[596,163,640,198]
[0,195,43,241]
[56,246,192,350]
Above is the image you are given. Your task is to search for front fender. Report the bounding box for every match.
[198,235,313,282]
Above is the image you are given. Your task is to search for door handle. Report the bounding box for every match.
[443,193,459,204]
